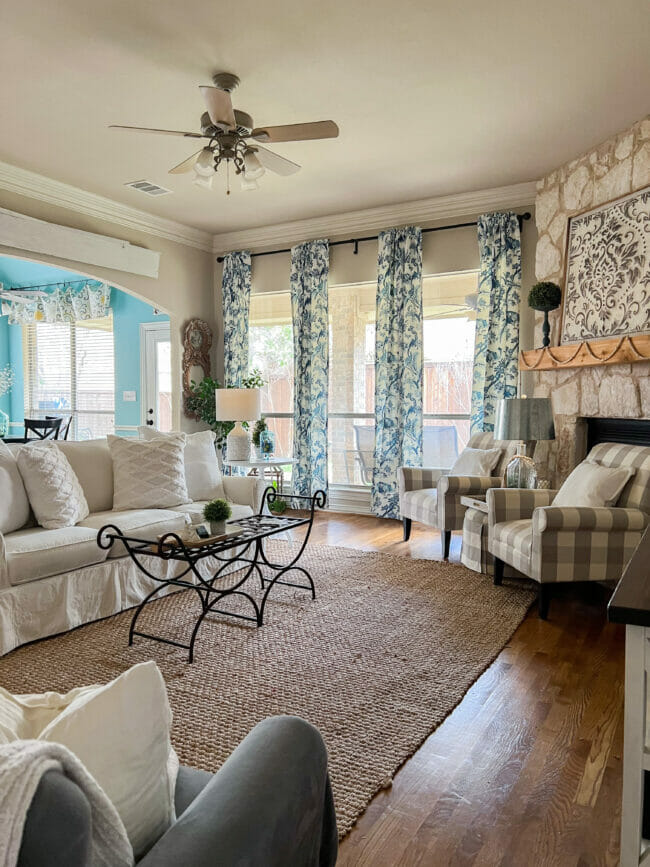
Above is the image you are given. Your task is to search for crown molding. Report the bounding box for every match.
[0,161,213,253]
[212,180,537,254]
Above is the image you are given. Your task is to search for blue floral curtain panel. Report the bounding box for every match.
[372,227,423,519]
[290,239,329,497]
[470,212,521,433]
[222,250,252,387]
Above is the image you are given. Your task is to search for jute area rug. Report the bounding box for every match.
[0,542,535,837]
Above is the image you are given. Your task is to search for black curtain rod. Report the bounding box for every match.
[216,212,531,263]
[4,278,97,292]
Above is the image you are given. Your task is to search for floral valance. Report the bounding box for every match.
[1,283,111,325]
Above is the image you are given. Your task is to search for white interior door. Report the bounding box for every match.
[141,322,172,432]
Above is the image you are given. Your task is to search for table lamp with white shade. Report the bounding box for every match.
[214,387,262,461]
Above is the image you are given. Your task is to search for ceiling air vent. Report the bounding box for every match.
[124,180,173,197]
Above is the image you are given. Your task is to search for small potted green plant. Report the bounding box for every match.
[269,497,287,515]
[251,418,267,458]
[528,282,562,348]
[203,498,232,536]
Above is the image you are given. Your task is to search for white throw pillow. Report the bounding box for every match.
[16,442,89,529]
[0,441,31,534]
[138,427,225,501]
[553,462,636,507]
[0,661,178,859]
[108,434,190,510]
[450,446,503,476]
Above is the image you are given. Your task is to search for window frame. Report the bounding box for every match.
[249,270,477,497]
[23,317,116,439]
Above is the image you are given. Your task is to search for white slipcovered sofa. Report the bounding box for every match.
[0,438,265,656]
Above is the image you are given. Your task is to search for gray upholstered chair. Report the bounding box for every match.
[18,715,338,867]
[398,432,516,558]
[487,442,650,619]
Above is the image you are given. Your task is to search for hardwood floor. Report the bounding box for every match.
[292,512,624,867]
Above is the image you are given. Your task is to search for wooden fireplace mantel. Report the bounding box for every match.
[519,334,650,371]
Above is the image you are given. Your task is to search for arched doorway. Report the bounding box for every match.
[0,254,172,440]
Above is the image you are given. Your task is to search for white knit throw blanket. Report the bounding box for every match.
[0,740,133,867]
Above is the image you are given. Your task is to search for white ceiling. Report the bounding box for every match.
[1,0,648,235]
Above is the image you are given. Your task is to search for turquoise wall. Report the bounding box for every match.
[0,256,167,434]
[0,316,9,417]
[112,291,168,432]
[8,326,23,423]
[0,317,23,423]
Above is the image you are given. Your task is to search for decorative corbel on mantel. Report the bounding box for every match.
[519,334,650,371]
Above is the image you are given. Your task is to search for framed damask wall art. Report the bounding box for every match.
[560,184,650,344]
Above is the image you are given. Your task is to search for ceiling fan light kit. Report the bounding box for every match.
[110,71,339,195]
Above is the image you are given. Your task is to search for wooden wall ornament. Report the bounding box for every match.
[182,318,212,419]
[520,334,650,371]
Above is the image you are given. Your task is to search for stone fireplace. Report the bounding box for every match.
[530,114,650,486]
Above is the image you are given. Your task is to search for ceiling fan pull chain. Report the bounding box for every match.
[226,160,231,196]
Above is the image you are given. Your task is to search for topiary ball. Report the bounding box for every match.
[203,498,232,523]
[527,281,562,312]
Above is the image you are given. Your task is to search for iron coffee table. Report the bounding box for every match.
[97,487,326,662]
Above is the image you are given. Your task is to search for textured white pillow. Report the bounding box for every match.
[108,434,190,510]
[16,442,89,529]
[0,441,31,533]
[138,427,225,501]
[553,462,635,507]
[450,446,503,476]
[0,661,178,860]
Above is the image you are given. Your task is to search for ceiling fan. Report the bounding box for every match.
[110,72,339,193]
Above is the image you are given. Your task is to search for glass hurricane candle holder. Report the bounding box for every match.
[259,429,275,459]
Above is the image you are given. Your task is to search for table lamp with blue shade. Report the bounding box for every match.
[214,387,261,461]
[494,397,555,488]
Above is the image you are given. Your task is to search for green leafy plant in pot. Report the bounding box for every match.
[269,497,287,515]
[268,480,288,515]
[203,498,232,536]
[527,282,562,348]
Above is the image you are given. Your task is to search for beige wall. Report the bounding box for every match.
[0,190,215,430]
[214,213,537,384]
[531,114,650,485]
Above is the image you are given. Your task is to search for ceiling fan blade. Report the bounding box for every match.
[251,120,339,143]
[168,149,205,174]
[253,145,301,176]
[109,124,205,138]
[199,86,236,130]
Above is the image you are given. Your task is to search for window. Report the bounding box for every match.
[24,316,115,439]
[329,271,477,486]
[249,269,477,491]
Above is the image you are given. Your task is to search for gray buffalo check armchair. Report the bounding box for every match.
[398,433,516,557]
[486,442,650,619]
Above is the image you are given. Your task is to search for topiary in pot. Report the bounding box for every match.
[527,282,562,348]
[203,498,232,535]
